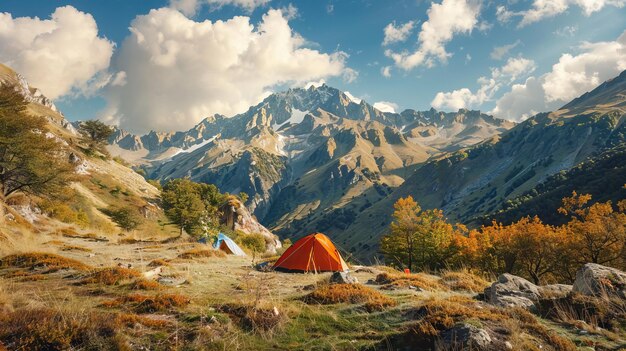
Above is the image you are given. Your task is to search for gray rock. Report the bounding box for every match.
[440,323,493,350]
[539,284,573,299]
[485,273,541,310]
[573,263,626,299]
[157,276,187,286]
[329,271,358,284]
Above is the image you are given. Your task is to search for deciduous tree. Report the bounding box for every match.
[0,85,73,199]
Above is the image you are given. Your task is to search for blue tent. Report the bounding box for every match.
[213,233,247,256]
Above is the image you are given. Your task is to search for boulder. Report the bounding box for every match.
[157,275,187,286]
[573,263,626,299]
[484,274,541,310]
[219,197,281,253]
[539,284,572,299]
[329,271,358,284]
[440,323,493,350]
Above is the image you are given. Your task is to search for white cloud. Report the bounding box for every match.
[342,67,359,83]
[554,25,577,37]
[103,8,348,133]
[495,5,515,23]
[382,20,415,46]
[498,0,626,27]
[542,35,626,102]
[373,101,398,113]
[0,6,114,100]
[385,0,481,70]
[431,56,535,111]
[490,40,521,60]
[492,30,626,120]
[381,65,392,78]
[496,57,536,81]
[170,0,270,16]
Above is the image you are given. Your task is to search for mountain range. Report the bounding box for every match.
[107,71,626,261]
[108,85,515,250]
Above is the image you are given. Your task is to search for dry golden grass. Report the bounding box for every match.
[178,248,226,259]
[410,296,578,351]
[129,279,162,290]
[218,303,288,336]
[60,244,92,252]
[101,293,190,313]
[81,267,141,285]
[415,296,505,336]
[374,272,445,291]
[147,258,170,267]
[116,312,171,328]
[440,270,490,292]
[0,252,90,272]
[0,308,125,350]
[3,270,29,278]
[0,307,174,350]
[18,274,47,282]
[303,283,397,312]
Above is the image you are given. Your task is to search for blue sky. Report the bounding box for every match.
[1,0,625,133]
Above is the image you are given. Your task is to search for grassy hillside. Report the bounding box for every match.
[480,144,626,226]
[1,234,623,350]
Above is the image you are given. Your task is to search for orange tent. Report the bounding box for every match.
[273,233,348,273]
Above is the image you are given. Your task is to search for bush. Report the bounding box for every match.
[303,284,396,312]
[440,270,490,292]
[0,308,123,350]
[81,267,141,285]
[178,248,226,259]
[218,303,287,336]
[148,259,170,267]
[101,206,143,232]
[236,233,267,253]
[374,272,445,291]
[102,294,190,313]
[0,252,90,272]
[40,200,90,227]
[129,279,162,291]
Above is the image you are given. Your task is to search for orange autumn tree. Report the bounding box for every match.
[380,196,461,271]
[559,191,626,268]
[457,217,564,283]
[381,190,626,283]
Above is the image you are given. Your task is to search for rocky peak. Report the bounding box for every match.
[0,64,58,112]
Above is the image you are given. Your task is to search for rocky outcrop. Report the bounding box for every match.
[484,274,542,310]
[439,323,493,350]
[573,263,626,299]
[219,197,281,254]
[329,272,358,284]
[539,284,573,299]
[0,66,58,112]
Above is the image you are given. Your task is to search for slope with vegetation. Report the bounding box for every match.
[108,84,514,245]
[342,70,626,259]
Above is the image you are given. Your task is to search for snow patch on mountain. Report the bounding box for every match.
[272,108,308,130]
[344,91,362,104]
[168,136,217,159]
